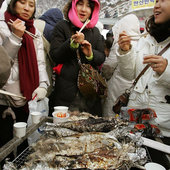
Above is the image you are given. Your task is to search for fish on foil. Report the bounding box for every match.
[46,117,127,133]
[4,130,147,170]
[68,111,98,121]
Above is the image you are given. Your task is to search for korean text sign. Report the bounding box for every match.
[132,0,156,9]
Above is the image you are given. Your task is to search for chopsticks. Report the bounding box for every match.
[129,32,148,38]
[0,89,26,99]
[114,32,148,44]
[71,19,90,44]
[8,19,39,39]
[78,19,90,33]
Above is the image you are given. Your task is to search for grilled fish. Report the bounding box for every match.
[48,117,117,132]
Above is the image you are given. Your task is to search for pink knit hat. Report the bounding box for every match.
[68,0,100,29]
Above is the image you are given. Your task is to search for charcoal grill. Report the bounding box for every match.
[0,116,52,163]
[11,144,152,169]
[1,116,153,170]
[12,147,33,169]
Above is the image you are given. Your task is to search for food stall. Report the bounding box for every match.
[0,110,169,170]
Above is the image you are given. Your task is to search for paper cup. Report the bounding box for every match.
[13,122,27,138]
[144,162,166,170]
[52,112,70,124]
[31,112,42,124]
[54,106,69,112]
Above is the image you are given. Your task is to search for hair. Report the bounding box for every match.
[7,0,36,19]
[0,0,5,8]
[146,15,170,43]
[63,0,96,21]
[104,36,114,50]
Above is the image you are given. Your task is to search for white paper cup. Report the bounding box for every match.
[144,162,166,170]
[52,112,70,124]
[54,106,69,112]
[13,122,27,138]
[31,112,42,124]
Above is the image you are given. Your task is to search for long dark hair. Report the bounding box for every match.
[7,0,36,19]
[146,15,170,43]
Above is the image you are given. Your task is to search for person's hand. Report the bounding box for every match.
[10,19,26,38]
[71,31,84,44]
[32,87,47,101]
[143,55,168,75]
[118,31,131,51]
[81,40,92,57]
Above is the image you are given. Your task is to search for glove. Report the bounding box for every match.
[32,87,47,101]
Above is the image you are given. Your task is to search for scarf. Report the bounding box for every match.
[5,11,39,101]
[68,0,100,29]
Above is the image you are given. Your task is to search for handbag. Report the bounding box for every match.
[113,43,170,114]
[77,50,107,99]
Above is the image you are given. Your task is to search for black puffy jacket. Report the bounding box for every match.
[49,20,105,114]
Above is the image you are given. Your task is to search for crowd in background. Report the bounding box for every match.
[0,0,170,168]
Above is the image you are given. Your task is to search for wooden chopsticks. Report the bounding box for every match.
[128,32,148,38]
[78,19,90,33]
[114,32,148,44]
[71,19,90,44]
[8,19,39,39]
[0,89,26,99]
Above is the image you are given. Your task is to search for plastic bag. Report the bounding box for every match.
[27,97,49,145]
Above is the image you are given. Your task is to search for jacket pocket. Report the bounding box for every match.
[129,91,137,100]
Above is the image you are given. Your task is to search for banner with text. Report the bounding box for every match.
[132,0,156,9]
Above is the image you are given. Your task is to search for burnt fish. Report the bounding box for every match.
[48,117,117,132]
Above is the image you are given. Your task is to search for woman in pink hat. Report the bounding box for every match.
[49,0,105,116]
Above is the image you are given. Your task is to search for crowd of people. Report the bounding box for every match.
[0,0,170,168]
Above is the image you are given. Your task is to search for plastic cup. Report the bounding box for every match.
[13,122,27,138]
[31,112,42,124]
[144,162,166,170]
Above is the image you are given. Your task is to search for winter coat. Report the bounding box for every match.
[49,20,105,116]
[0,12,49,106]
[102,14,141,117]
[116,34,170,137]
[0,46,11,88]
[38,8,63,43]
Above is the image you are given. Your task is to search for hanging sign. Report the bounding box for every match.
[132,0,156,9]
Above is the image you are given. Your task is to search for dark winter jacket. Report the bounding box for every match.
[39,8,63,42]
[50,20,105,115]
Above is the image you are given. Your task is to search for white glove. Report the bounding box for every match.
[32,87,47,101]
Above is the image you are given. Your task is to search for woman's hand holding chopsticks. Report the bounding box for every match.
[8,18,26,38]
[71,31,85,44]
[8,19,39,39]
[71,19,90,44]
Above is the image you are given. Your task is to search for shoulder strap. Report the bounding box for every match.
[133,42,170,86]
